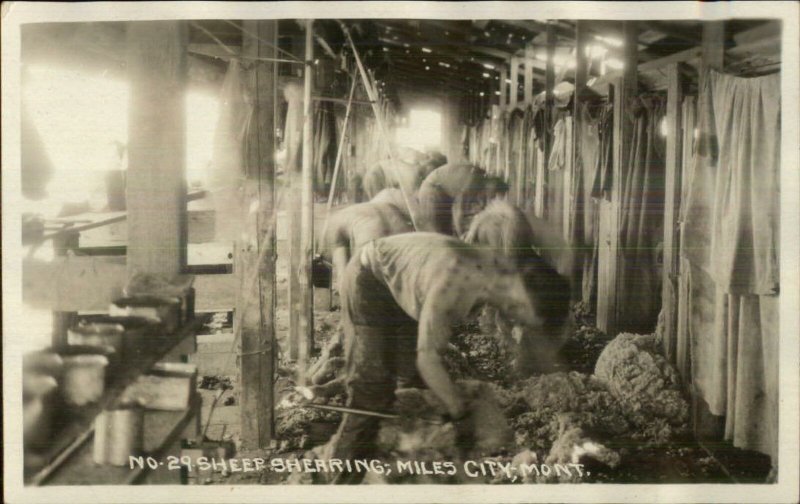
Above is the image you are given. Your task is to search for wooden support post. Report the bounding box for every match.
[542,22,556,216]
[51,232,78,348]
[298,20,315,378]
[236,20,278,449]
[596,21,637,335]
[509,57,519,109]
[570,20,589,302]
[572,21,588,178]
[287,34,304,362]
[499,65,508,109]
[661,62,685,362]
[126,21,187,280]
[702,22,726,78]
[524,44,534,105]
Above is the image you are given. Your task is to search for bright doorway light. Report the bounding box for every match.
[24,65,129,207]
[394,109,442,151]
[23,65,220,207]
[186,90,219,188]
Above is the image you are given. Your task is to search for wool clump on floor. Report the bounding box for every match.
[593,332,690,443]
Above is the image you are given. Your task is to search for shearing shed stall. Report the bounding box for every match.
[15,15,785,488]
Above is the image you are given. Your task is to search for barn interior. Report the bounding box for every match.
[19,17,782,485]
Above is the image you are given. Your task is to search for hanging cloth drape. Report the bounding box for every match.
[544,112,572,240]
[680,70,780,464]
[683,70,780,295]
[571,104,603,306]
[590,105,614,199]
[313,101,337,199]
[615,96,667,333]
[208,60,252,242]
[674,95,697,382]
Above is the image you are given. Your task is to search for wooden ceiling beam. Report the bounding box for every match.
[641,21,702,45]
[387,64,479,91]
[374,22,510,67]
[379,42,485,73]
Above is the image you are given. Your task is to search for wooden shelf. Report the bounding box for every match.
[25,314,210,486]
[44,396,201,485]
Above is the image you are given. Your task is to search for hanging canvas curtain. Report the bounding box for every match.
[615,96,667,333]
[590,106,614,199]
[681,70,780,464]
[571,104,603,307]
[674,95,697,381]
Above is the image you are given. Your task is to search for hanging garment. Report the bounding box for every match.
[532,106,550,147]
[544,112,572,235]
[615,96,667,333]
[521,105,537,208]
[572,104,603,306]
[589,105,614,199]
[313,101,338,200]
[547,117,569,171]
[534,141,546,218]
[680,70,780,464]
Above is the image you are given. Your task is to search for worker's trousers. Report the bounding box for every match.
[326,255,419,484]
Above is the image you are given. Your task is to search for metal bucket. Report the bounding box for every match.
[58,345,112,407]
[93,401,144,466]
[79,315,157,360]
[23,373,59,450]
[110,295,181,333]
[23,350,64,379]
[68,321,125,355]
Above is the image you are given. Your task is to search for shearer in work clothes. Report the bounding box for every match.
[416,163,509,238]
[325,232,569,484]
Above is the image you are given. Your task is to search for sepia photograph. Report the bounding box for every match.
[3,2,798,503]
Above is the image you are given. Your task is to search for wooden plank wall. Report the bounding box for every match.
[23,256,236,313]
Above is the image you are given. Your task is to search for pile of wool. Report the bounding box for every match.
[557,324,613,375]
[594,333,689,443]
[492,421,621,484]
[571,301,595,327]
[540,417,621,482]
[511,372,630,453]
[447,323,516,386]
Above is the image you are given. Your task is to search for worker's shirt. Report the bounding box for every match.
[370,188,415,217]
[359,232,527,353]
[326,201,413,256]
[423,163,487,197]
